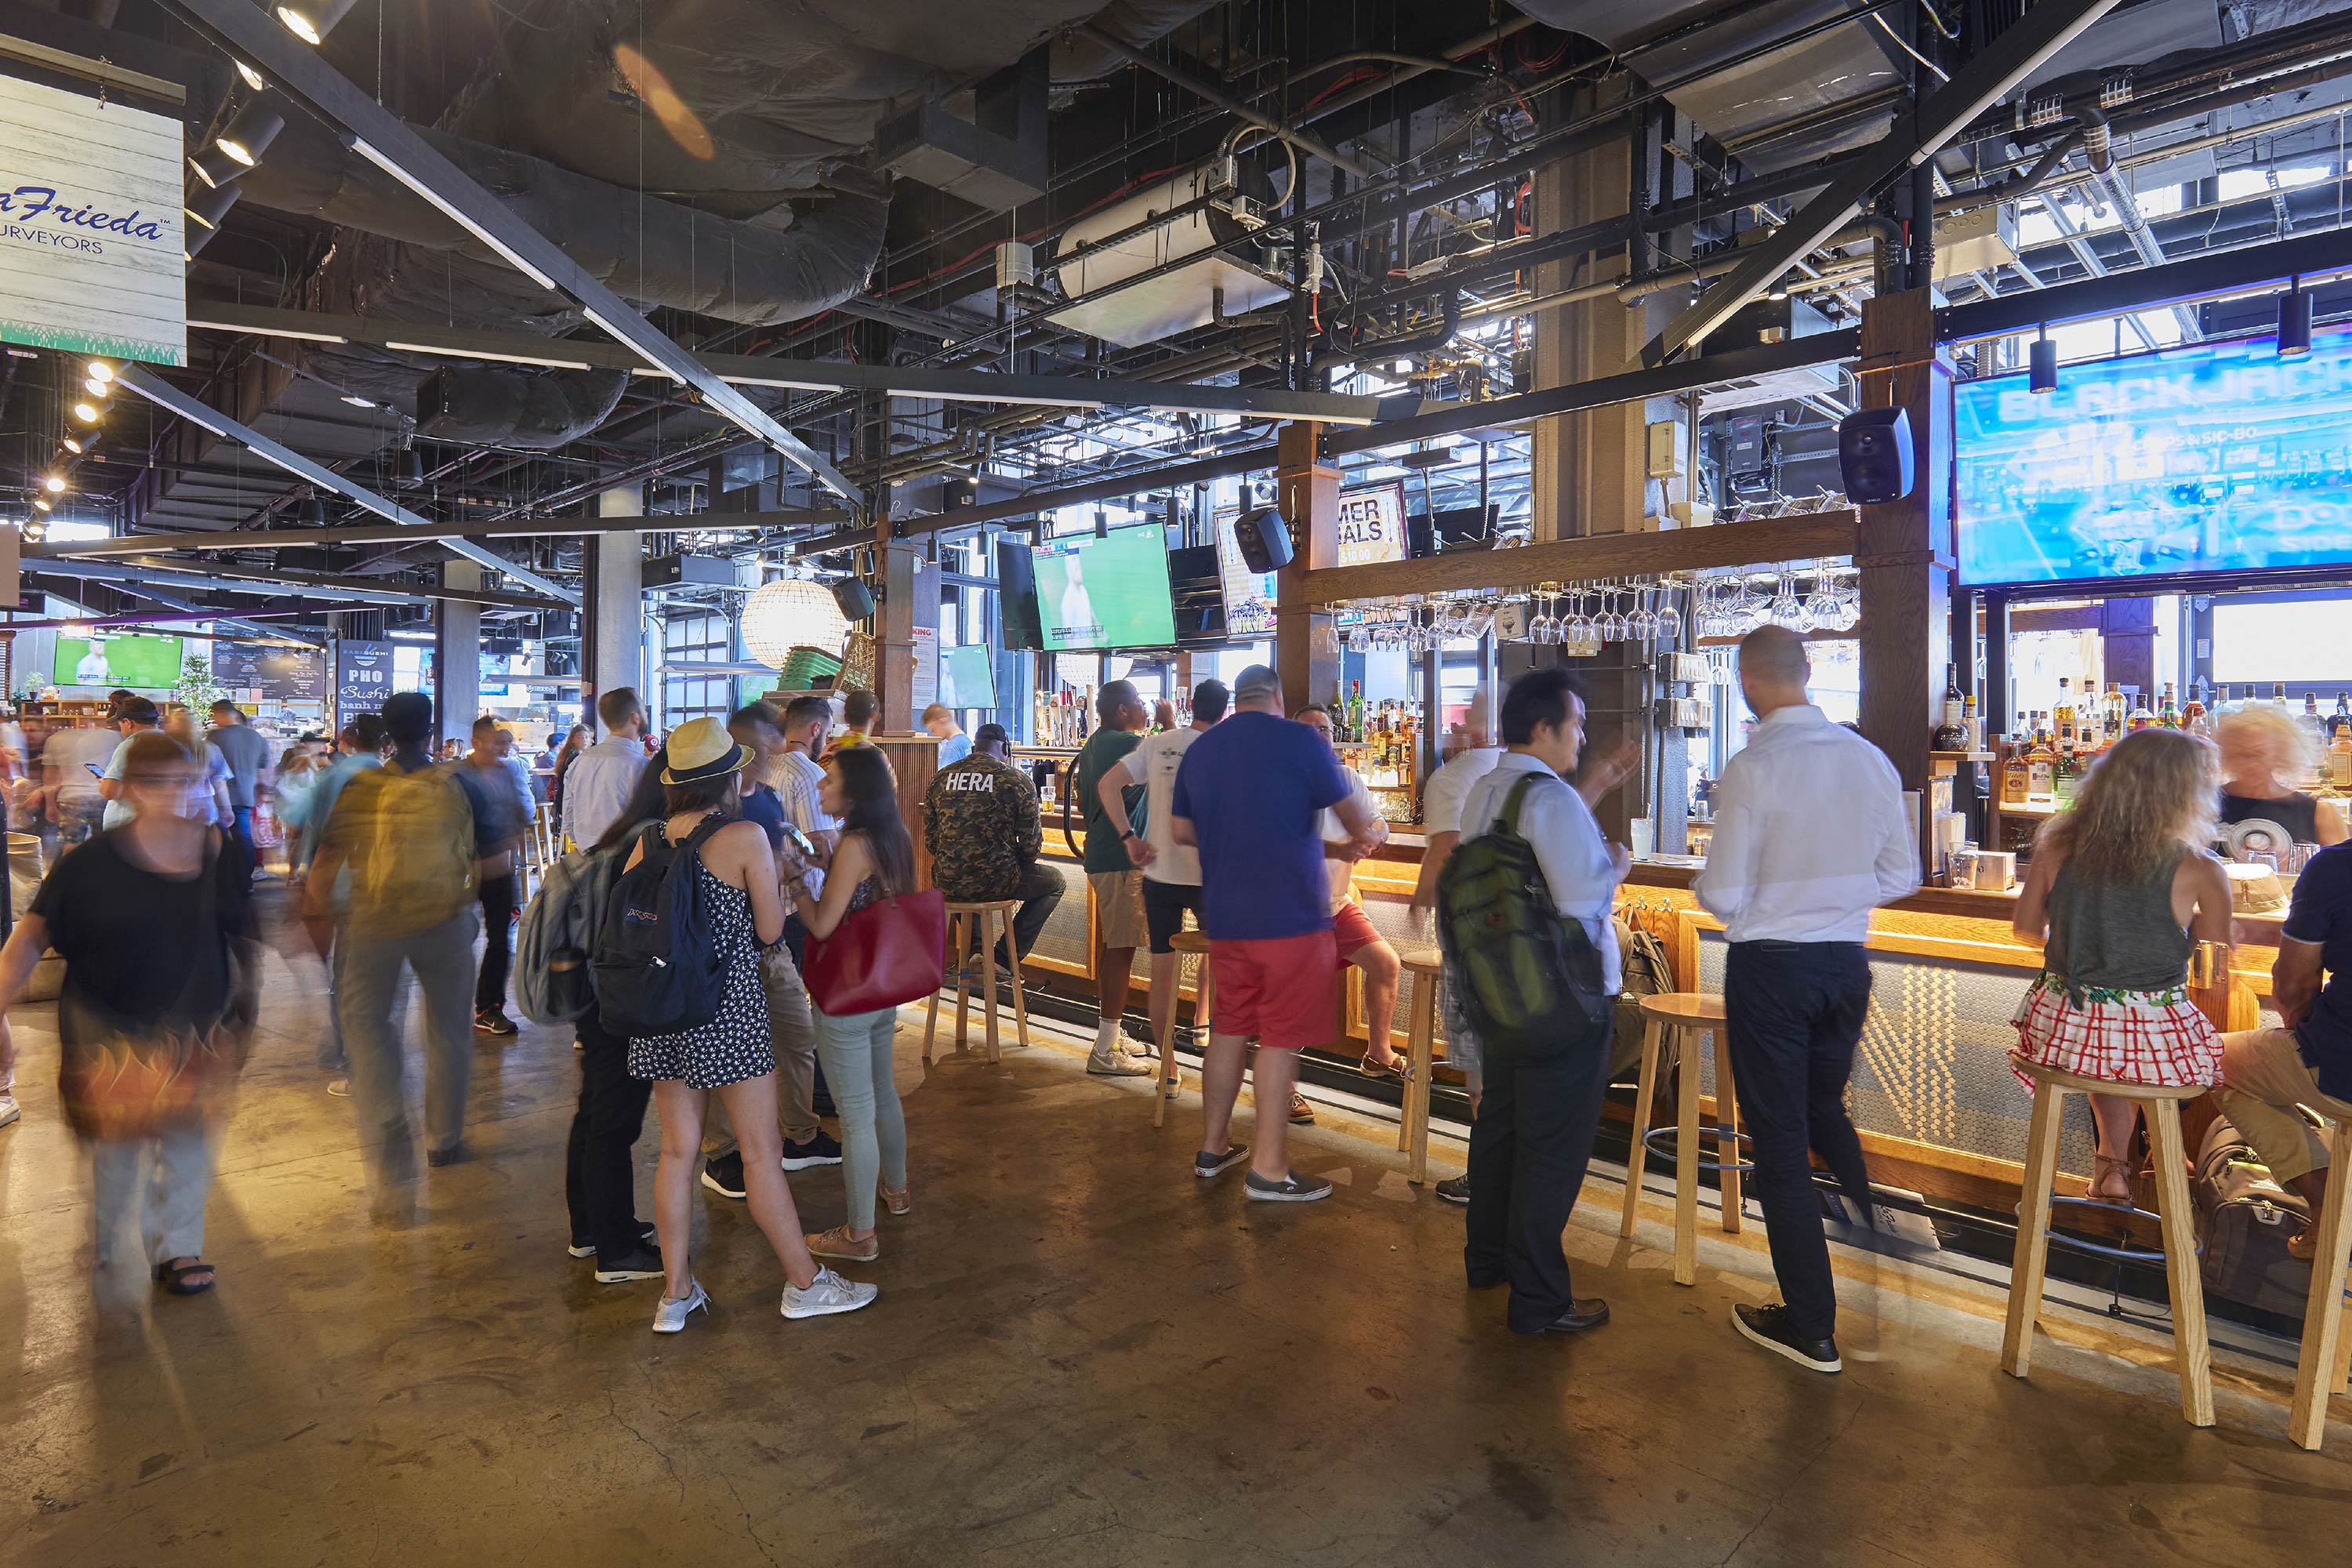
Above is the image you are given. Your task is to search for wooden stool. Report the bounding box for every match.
[2290,1091,2352,1450]
[2002,1058,2213,1427]
[1154,931,1214,1127]
[1396,946,1443,1182]
[923,900,1029,1066]
[1617,992,1740,1287]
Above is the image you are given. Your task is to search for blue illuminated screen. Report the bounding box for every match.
[1955,322,2352,586]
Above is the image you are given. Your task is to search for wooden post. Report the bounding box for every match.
[1855,287,1954,880]
[1275,420,1340,714]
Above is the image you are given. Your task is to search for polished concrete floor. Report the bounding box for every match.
[5,915,2351,1566]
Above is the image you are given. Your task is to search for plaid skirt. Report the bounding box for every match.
[2010,971,2221,1093]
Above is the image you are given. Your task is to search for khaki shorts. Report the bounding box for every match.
[1088,868,1149,951]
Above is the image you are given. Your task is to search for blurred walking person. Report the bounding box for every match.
[0,730,257,1294]
[305,693,495,1211]
[295,716,385,1088]
[466,715,534,1037]
[206,700,271,866]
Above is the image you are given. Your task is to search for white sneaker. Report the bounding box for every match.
[652,1279,710,1334]
[1087,1050,1152,1078]
[326,1078,350,1098]
[782,1266,878,1319]
[0,1094,18,1128]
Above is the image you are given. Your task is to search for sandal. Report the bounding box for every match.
[2089,1153,2135,1206]
[1357,1054,1413,1083]
[880,1182,913,1217]
[153,1258,216,1296]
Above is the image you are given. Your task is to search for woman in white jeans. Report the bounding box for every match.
[783,747,914,1261]
[0,731,256,1295]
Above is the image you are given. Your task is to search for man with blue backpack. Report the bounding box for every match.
[1441,668,1634,1336]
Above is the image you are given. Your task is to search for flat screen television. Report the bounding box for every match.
[1030,524,1177,650]
[996,539,1043,651]
[1956,321,2352,587]
[937,643,997,710]
[55,632,183,689]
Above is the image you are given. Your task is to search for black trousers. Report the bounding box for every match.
[1465,1011,1613,1332]
[475,872,518,1012]
[564,1011,653,1264]
[960,862,1065,967]
[1722,940,1876,1342]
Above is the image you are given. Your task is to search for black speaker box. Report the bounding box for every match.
[831,576,877,620]
[1838,405,1914,503]
[1234,507,1294,573]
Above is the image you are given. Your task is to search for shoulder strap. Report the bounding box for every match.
[1494,771,1548,835]
[684,812,729,851]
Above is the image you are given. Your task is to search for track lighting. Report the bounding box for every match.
[63,436,84,455]
[82,376,110,398]
[214,100,285,169]
[190,145,245,189]
[277,0,358,45]
[2029,325,2057,395]
[85,361,112,383]
[72,401,100,423]
[399,448,425,486]
[186,180,242,231]
[234,60,266,93]
[2279,277,2314,358]
[186,222,221,263]
[34,497,52,511]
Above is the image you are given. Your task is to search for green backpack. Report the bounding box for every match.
[1436,773,1610,1058]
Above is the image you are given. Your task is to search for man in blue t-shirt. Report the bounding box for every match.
[1169,664,1379,1203]
[2222,840,2352,1260]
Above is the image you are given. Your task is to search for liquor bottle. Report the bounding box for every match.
[2053,737,2081,804]
[1933,706,1968,753]
[2334,693,2350,732]
[1348,680,1364,742]
[2158,683,2181,729]
[1962,693,1982,752]
[2274,681,2292,712]
[2002,738,2030,804]
[1942,662,1965,731]
[2181,681,2209,737]
[2103,682,2128,744]
[2053,678,2074,749]
[2305,691,2328,745]
[2128,690,2154,731]
[2027,724,2056,800]
[2334,724,2352,789]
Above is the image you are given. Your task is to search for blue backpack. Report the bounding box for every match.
[591,817,731,1037]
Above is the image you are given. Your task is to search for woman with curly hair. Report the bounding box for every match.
[2010,727,2233,1202]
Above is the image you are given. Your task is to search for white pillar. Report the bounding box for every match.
[436,561,483,743]
[589,484,644,730]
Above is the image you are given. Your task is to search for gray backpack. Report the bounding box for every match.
[514,826,644,1025]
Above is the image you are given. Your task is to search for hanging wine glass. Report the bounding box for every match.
[1529,583,1559,645]
[1656,578,1683,644]
[1561,584,1592,651]
[1595,579,1628,642]
[1628,577,1660,641]
[1768,564,1804,630]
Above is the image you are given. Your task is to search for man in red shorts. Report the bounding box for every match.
[1170,665,1381,1201]
[1295,708,1406,1080]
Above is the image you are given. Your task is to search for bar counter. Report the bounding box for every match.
[1012,801,2283,1218]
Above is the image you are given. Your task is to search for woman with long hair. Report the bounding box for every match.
[623,719,876,1331]
[0,731,256,1294]
[2216,704,2347,848]
[785,746,917,1260]
[550,724,590,819]
[2011,727,2233,1202]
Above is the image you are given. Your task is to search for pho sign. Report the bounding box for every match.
[0,74,185,365]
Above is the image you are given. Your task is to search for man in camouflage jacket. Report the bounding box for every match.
[922,724,1063,975]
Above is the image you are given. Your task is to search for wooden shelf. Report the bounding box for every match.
[1929,750,1994,762]
[1997,800,2062,817]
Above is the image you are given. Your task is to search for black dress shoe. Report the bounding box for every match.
[1519,1298,1610,1334]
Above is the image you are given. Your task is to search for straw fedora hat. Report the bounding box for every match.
[660,716,753,784]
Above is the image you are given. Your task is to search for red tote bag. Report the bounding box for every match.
[802,887,948,1015]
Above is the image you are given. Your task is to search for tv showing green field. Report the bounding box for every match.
[1032,526,1175,651]
[938,644,997,710]
[55,633,183,689]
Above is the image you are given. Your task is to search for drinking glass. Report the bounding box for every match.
[1595,579,1628,642]
[1628,579,1659,641]
[1656,581,1683,644]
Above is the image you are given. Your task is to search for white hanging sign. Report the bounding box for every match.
[0,75,186,365]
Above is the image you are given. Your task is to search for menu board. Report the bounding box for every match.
[215,642,327,702]
[1211,503,1279,638]
[336,640,395,719]
[1337,481,1407,568]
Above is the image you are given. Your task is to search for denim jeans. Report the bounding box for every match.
[811,1004,906,1231]
[338,907,481,1177]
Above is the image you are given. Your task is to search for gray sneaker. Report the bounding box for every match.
[782,1266,879,1319]
[1193,1144,1250,1179]
[1244,1169,1334,1203]
[652,1280,710,1334]
[1434,1174,1471,1205]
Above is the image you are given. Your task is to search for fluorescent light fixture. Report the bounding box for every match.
[347,136,560,291]
[187,315,346,345]
[341,394,377,408]
[381,340,593,370]
[234,60,266,93]
[71,401,100,423]
[583,307,675,376]
[388,627,437,641]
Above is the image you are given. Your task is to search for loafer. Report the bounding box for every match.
[1288,1092,1316,1124]
[1519,1298,1610,1335]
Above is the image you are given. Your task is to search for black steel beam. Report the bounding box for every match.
[1938,228,2352,343]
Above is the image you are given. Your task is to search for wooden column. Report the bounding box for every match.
[1855,287,1954,877]
[2101,597,2158,700]
[1275,420,1340,713]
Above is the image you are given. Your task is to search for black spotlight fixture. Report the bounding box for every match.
[214,99,285,170]
[399,448,426,487]
[2029,325,2057,395]
[2279,275,2314,358]
[299,495,327,526]
[189,143,245,189]
[278,0,358,45]
[185,222,222,263]
[186,179,241,231]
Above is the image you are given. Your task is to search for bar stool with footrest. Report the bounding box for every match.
[1394,946,1443,1183]
[1617,992,1746,1287]
[2289,1089,2352,1450]
[1154,931,1214,1128]
[923,900,1029,1066]
[2001,1058,2214,1426]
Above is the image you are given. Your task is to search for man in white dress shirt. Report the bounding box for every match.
[561,688,648,852]
[1454,668,1633,1335]
[1694,625,1919,1375]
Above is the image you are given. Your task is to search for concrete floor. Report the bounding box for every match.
[5,909,2352,1566]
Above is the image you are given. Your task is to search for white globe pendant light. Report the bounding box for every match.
[742,579,849,668]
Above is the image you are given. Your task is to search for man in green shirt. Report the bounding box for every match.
[1073,679,1152,1075]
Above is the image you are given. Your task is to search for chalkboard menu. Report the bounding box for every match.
[216,641,327,703]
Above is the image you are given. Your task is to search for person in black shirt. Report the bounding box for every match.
[0,731,256,1295]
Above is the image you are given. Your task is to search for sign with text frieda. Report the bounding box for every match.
[0,75,185,365]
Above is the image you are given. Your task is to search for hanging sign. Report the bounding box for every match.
[0,74,186,365]
[335,640,394,719]
[216,641,326,702]
[1336,481,1407,568]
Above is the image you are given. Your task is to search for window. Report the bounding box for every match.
[661,610,734,728]
[2213,591,2352,686]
